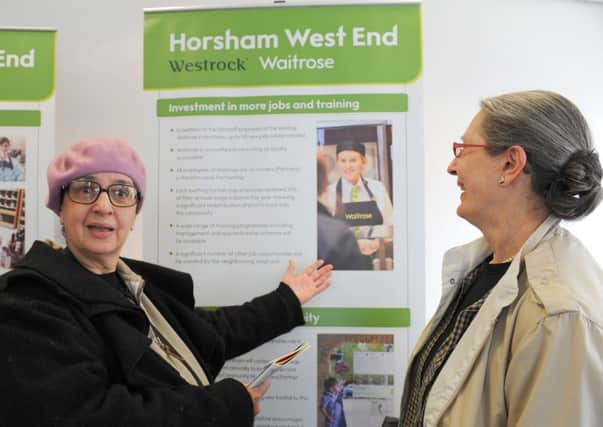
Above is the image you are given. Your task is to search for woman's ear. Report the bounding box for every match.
[500,145,528,185]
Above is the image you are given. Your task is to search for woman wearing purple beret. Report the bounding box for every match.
[0,138,332,427]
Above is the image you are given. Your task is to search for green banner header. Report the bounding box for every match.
[144,4,421,89]
[0,29,56,101]
[157,93,408,116]
[0,110,41,127]
[302,308,410,327]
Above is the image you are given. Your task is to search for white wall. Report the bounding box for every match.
[3,0,603,324]
[422,0,603,318]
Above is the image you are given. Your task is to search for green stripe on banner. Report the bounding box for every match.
[196,306,410,327]
[302,307,410,327]
[157,94,408,117]
[0,110,41,126]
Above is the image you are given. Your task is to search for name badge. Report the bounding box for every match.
[343,201,383,226]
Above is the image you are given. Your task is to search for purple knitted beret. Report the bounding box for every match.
[46,138,146,215]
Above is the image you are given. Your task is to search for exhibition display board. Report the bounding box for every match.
[144,3,423,425]
[0,28,56,271]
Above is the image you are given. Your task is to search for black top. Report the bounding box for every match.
[423,256,511,375]
[317,202,373,270]
[401,256,512,425]
[98,271,133,301]
[65,247,132,302]
[458,256,511,310]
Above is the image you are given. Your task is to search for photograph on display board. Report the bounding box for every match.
[316,122,394,271]
[0,136,26,182]
[0,188,26,270]
[317,333,395,427]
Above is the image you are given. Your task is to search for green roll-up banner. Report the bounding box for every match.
[0,28,57,269]
[144,3,424,425]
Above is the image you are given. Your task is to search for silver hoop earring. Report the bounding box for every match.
[498,176,505,185]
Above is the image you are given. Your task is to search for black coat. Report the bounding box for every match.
[0,241,304,427]
[317,202,372,270]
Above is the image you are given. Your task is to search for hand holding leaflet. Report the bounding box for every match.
[249,342,311,388]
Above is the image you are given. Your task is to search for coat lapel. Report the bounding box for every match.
[423,216,561,426]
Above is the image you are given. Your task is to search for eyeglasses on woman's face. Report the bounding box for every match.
[62,180,139,207]
[452,142,488,158]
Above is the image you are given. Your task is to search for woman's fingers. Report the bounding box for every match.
[304,259,325,276]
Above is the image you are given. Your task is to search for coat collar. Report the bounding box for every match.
[423,215,561,426]
[12,240,141,316]
[434,216,561,323]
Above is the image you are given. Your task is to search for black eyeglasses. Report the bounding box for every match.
[62,180,139,207]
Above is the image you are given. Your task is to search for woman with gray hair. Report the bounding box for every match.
[396,90,603,426]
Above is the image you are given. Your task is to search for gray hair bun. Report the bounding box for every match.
[545,149,603,220]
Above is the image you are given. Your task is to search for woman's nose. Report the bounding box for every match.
[92,191,113,212]
[447,158,458,176]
